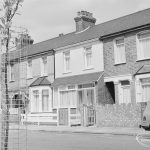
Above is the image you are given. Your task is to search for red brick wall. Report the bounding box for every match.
[103,28,150,78]
[96,74,114,105]
[96,103,141,127]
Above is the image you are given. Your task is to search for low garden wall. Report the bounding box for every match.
[96,103,141,127]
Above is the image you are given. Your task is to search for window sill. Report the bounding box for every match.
[136,58,150,62]
[83,67,94,71]
[40,74,48,77]
[27,77,33,80]
[114,62,126,66]
[63,71,72,74]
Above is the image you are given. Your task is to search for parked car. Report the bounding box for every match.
[139,101,150,130]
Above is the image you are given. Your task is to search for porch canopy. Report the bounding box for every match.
[30,76,51,87]
[135,64,150,75]
[52,72,103,87]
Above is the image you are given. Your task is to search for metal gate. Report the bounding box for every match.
[82,105,95,126]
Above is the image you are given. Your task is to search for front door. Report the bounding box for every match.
[59,108,68,126]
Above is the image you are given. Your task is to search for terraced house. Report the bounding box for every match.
[101,8,150,127]
[7,8,150,127]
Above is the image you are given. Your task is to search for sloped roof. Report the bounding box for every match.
[135,65,150,75]
[10,8,150,60]
[52,72,103,87]
[30,76,51,87]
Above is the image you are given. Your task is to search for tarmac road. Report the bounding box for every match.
[27,131,150,150]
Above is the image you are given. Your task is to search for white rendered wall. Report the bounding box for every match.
[55,41,103,78]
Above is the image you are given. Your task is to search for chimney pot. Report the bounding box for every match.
[74,10,96,32]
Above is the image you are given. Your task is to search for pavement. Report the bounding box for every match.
[14,125,150,136]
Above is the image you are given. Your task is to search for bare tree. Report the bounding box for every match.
[0,0,24,150]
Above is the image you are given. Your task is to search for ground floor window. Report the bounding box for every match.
[58,83,95,108]
[78,89,94,106]
[31,87,51,113]
[141,78,150,102]
[33,90,39,112]
[59,90,76,108]
[42,89,49,112]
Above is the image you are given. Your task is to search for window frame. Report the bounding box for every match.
[136,30,150,61]
[30,87,51,113]
[119,80,131,104]
[9,63,15,82]
[113,37,126,64]
[63,51,71,73]
[41,56,48,76]
[27,60,32,79]
[84,46,93,69]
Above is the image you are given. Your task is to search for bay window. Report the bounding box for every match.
[141,78,150,102]
[30,87,51,113]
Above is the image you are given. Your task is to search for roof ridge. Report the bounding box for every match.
[95,7,150,27]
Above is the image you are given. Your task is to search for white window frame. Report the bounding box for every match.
[41,56,47,76]
[135,74,150,103]
[118,80,131,104]
[63,51,71,73]
[9,63,15,82]
[59,85,77,108]
[114,37,126,64]
[84,46,93,69]
[136,30,150,60]
[27,60,32,79]
[30,86,52,113]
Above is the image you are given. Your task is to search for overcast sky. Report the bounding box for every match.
[13,0,150,43]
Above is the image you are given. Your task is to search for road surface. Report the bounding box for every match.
[26,131,149,150]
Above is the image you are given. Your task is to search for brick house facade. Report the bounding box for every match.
[99,20,150,127]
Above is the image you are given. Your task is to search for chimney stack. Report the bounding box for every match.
[15,33,34,49]
[74,11,96,32]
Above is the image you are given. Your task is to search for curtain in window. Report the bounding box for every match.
[64,52,70,72]
[60,91,68,107]
[86,51,92,67]
[33,90,39,112]
[42,90,49,112]
[69,91,76,107]
[60,90,76,107]
[139,38,150,59]
[142,85,150,102]
[115,43,125,63]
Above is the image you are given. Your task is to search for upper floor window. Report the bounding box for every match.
[119,80,131,104]
[64,51,70,72]
[27,60,32,79]
[41,56,47,76]
[84,47,92,68]
[9,63,15,82]
[137,31,150,60]
[114,38,126,64]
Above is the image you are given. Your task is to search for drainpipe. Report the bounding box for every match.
[53,49,55,80]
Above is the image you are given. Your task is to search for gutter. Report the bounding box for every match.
[99,23,150,40]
